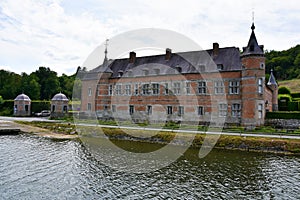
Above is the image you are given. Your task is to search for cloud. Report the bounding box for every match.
[0,0,299,75]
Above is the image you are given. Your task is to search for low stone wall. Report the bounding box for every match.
[265,119,300,129]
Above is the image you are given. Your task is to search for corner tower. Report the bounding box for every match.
[241,23,266,127]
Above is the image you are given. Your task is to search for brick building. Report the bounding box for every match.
[79,23,278,127]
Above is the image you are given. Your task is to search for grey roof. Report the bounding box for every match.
[80,45,243,80]
[51,92,69,101]
[267,70,278,86]
[80,47,242,79]
[241,23,264,57]
[14,93,31,101]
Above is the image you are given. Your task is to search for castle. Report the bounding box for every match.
[79,23,278,127]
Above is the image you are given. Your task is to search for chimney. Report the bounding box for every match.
[129,51,136,63]
[213,43,219,57]
[165,48,172,60]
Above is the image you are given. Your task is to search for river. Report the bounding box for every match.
[0,134,299,199]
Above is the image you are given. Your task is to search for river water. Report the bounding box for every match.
[0,134,299,199]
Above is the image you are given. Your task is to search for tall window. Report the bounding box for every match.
[229,81,240,94]
[198,81,206,94]
[125,84,131,95]
[231,104,241,117]
[185,82,191,94]
[167,106,173,115]
[215,81,224,94]
[134,84,139,95]
[108,85,113,96]
[115,84,122,95]
[88,88,92,96]
[112,105,116,112]
[258,104,263,119]
[198,106,204,116]
[165,83,169,95]
[147,105,152,115]
[178,106,184,116]
[142,84,150,95]
[173,82,181,95]
[258,78,263,94]
[87,103,91,111]
[219,103,227,117]
[152,83,160,95]
[129,105,134,115]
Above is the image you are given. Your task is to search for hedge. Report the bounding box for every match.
[266,111,300,119]
[0,100,50,116]
[291,93,300,98]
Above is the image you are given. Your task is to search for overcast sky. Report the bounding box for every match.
[0,0,299,75]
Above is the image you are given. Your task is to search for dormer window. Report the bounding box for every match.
[118,70,123,77]
[127,70,133,77]
[250,45,254,52]
[143,69,149,76]
[217,64,223,71]
[176,66,182,73]
[198,65,205,72]
[154,68,160,75]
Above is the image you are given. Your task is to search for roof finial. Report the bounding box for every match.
[104,39,109,59]
[251,9,255,30]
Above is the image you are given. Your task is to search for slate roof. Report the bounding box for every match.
[241,23,264,57]
[14,93,31,101]
[81,46,242,79]
[267,70,278,87]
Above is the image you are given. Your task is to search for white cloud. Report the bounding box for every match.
[0,0,299,75]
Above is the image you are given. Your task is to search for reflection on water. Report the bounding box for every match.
[0,134,299,199]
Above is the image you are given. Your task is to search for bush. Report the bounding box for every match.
[278,86,291,95]
[31,101,50,114]
[291,93,300,98]
[0,100,14,116]
[266,111,300,119]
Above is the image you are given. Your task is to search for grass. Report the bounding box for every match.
[278,79,300,93]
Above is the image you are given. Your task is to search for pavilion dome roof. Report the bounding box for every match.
[14,93,31,101]
[51,92,69,101]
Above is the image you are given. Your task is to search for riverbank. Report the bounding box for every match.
[0,120,78,139]
[14,121,300,155]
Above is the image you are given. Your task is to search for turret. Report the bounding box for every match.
[267,69,278,111]
[240,23,266,127]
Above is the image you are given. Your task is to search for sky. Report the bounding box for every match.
[0,0,299,75]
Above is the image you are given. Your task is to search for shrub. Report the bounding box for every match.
[278,86,291,95]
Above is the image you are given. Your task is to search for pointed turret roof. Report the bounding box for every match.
[241,23,264,57]
[267,69,278,87]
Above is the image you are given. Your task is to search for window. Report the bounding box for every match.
[108,85,113,96]
[231,104,241,117]
[125,84,131,95]
[260,62,265,69]
[112,105,116,112]
[199,65,205,72]
[217,64,223,70]
[147,105,152,115]
[198,81,206,94]
[258,104,263,119]
[198,106,204,116]
[219,104,227,117]
[87,103,91,111]
[142,84,150,95]
[165,83,169,95]
[152,83,160,95]
[115,84,122,95]
[185,82,191,94]
[63,106,68,112]
[129,105,134,115]
[128,71,133,77]
[173,82,181,95]
[258,78,263,94]
[134,84,139,95]
[167,106,173,115]
[178,106,184,116]
[154,69,160,75]
[88,88,92,96]
[229,81,240,94]
[104,105,108,110]
[176,66,182,73]
[143,69,149,76]
[118,70,123,77]
[52,105,56,112]
[215,81,224,94]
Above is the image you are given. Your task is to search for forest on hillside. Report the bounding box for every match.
[0,67,81,100]
[265,44,300,80]
[0,45,299,100]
